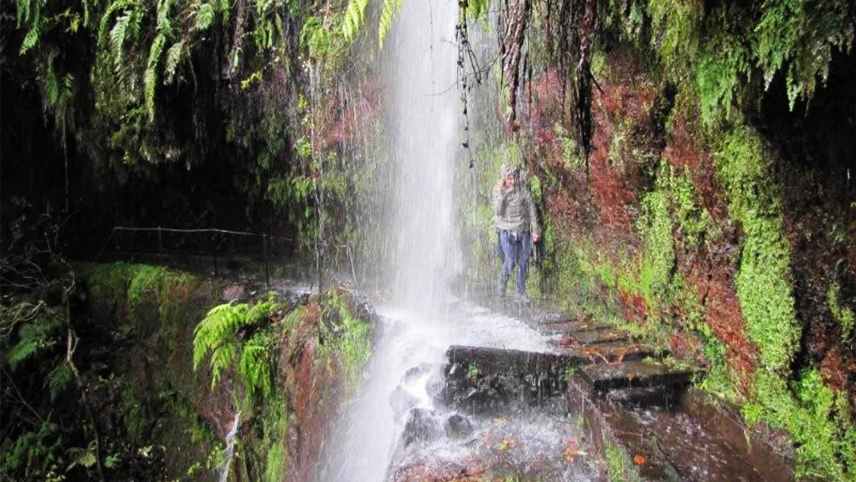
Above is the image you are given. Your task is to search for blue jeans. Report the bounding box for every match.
[498,230,531,296]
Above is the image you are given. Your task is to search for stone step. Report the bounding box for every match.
[565,341,664,364]
[580,360,697,393]
[565,328,635,345]
[604,385,681,408]
[440,345,588,413]
[540,320,613,335]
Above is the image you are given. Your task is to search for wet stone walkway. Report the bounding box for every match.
[439,296,794,482]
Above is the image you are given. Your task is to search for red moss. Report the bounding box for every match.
[280,301,343,482]
[664,112,729,222]
[670,331,703,361]
[686,263,758,390]
[618,290,648,324]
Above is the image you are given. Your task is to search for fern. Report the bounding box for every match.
[16,0,42,54]
[466,0,490,19]
[16,0,31,27]
[164,40,184,84]
[195,2,216,31]
[47,364,73,400]
[239,334,274,398]
[193,299,281,394]
[144,33,166,123]
[218,0,231,24]
[342,0,369,43]
[378,0,402,48]
[97,0,134,46]
[193,303,250,370]
[7,314,63,369]
[156,0,174,35]
[110,11,132,69]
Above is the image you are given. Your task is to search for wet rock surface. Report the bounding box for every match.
[440,345,583,414]
[400,293,796,482]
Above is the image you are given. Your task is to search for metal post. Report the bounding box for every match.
[263,235,270,288]
[212,232,218,276]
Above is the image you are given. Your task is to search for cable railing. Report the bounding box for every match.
[98,226,293,285]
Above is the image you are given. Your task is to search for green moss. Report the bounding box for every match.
[715,127,800,374]
[637,186,674,312]
[79,261,136,302]
[743,370,856,481]
[827,282,855,341]
[667,167,713,248]
[695,34,750,127]
[605,441,642,482]
[321,291,373,391]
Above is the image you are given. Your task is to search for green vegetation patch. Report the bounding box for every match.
[743,370,856,481]
[193,294,282,399]
[319,290,373,391]
[827,282,855,341]
[715,127,799,374]
[605,441,643,482]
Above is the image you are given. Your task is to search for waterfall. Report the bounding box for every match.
[385,0,462,310]
[218,411,241,482]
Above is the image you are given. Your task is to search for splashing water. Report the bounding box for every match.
[218,411,241,482]
[318,1,595,480]
[384,0,462,310]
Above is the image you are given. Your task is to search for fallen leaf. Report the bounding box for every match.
[633,454,646,465]
[563,439,587,463]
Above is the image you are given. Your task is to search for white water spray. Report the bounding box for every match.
[218,411,241,482]
[385,0,462,309]
[318,2,564,481]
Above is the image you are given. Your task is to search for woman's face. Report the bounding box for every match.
[504,173,516,188]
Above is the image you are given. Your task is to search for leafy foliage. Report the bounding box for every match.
[827,282,855,341]
[378,0,402,47]
[716,126,799,374]
[342,0,369,43]
[193,298,281,398]
[744,370,856,481]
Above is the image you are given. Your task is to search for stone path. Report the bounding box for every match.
[443,296,795,482]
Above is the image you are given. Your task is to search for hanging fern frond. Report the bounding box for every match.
[218,0,231,24]
[194,2,216,31]
[156,0,174,35]
[466,0,490,19]
[47,364,73,400]
[164,40,185,84]
[97,0,134,46]
[144,33,166,123]
[193,299,281,394]
[16,0,32,27]
[378,0,402,48]
[20,26,39,55]
[239,334,274,398]
[192,303,249,370]
[6,313,63,369]
[342,0,369,43]
[109,11,132,68]
[18,0,42,55]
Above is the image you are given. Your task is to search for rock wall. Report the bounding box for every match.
[79,262,374,482]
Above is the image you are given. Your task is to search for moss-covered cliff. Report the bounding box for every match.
[457,2,856,480]
[0,262,373,481]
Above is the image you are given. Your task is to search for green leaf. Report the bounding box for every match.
[164,40,185,84]
[378,0,402,48]
[195,3,216,31]
[19,25,40,54]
